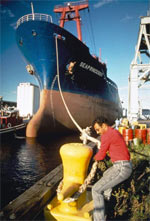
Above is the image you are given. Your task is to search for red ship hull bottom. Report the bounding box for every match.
[26,89,121,138]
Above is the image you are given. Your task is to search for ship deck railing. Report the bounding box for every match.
[16,13,53,28]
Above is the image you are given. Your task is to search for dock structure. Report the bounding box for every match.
[128,16,150,122]
[0,165,62,220]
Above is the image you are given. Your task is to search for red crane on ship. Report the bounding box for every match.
[54,0,89,41]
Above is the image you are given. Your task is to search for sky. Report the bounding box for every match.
[0,0,150,109]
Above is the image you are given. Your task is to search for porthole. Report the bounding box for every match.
[32,30,37,36]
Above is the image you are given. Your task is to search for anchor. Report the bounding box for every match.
[44,142,94,221]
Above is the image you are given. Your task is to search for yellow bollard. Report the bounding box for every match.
[58,143,93,201]
[44,143,94,221]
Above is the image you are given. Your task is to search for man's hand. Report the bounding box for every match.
[80,127,101,149]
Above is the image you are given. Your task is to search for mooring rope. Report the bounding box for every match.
[65,160,98,202]
[55,36,100,148]
[55,36,101,202]
[56,161,98,202]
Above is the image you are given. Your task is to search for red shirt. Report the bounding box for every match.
[94,127,130,162]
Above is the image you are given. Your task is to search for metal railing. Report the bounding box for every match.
[16,13,53,28]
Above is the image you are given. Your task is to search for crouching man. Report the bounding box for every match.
[92,117,132,221]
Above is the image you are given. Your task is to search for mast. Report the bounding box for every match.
[31,2,34,14]
[31,2,35,20]
[54,0,89,41]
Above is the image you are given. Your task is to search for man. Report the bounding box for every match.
[92,117,132,221]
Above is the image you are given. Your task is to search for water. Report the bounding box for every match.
[0,133,80,209]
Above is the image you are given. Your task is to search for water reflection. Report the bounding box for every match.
[0,133,80,209]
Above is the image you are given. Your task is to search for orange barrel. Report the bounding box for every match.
[135,129,147,144]
[147,128,150,144]
[123,129,133,145]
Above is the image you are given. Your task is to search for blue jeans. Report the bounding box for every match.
[92,161,132,221]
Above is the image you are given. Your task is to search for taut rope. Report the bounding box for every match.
[55,36,100,148]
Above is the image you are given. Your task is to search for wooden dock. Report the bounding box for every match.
[0,164,63,220]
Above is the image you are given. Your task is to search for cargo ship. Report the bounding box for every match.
[16,0,122,137]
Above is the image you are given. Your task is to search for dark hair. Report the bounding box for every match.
[92,116,109,128]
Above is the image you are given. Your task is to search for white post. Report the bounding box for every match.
[128,66,139,122]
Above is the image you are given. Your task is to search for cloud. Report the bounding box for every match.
[7,9,15,18]
[140,83,150,90]
[12,90,17,95]
[0,6,17,29]
[0,6,16,29]
[118,85,128,108]
[118,85,128,91]
[121,15,133,22]
[118,83,150,108]
[139,84,150,108]
[1,8,15,18]
[93,0,117,8]
[10,22,17,30]
[140,96,150,109]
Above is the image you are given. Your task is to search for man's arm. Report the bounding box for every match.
[94,136,109,161]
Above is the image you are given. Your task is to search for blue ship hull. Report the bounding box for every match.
[16,16,122,137]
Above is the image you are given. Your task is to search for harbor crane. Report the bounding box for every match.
[128,15,150,122]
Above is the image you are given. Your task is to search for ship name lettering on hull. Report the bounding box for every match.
[79,62,104,77]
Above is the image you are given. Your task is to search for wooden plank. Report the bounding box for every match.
[0,164,63,220]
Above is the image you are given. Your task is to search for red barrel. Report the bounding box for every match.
[147,128,150,144]
[135,129,147,144]
[123,129,133,145]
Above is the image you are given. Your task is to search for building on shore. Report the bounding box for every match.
[17,83,40,118]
